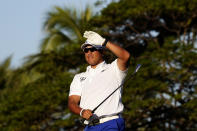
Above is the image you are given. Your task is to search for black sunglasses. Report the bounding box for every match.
[83,47,97,53]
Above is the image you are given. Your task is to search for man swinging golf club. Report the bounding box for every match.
[68,31,130,131]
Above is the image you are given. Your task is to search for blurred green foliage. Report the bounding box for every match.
[0,0,197,130]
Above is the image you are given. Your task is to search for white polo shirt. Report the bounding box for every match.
[69,59,128,117]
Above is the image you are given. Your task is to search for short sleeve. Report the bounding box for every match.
[69,74,82,96]
[111,59,128,84]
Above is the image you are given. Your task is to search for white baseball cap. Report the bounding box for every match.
[81,41,103,50]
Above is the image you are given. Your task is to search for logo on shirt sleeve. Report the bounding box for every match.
[80,77,86,82]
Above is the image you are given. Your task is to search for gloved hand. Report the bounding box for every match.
[83,31,106,46]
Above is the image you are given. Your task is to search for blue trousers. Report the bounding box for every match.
[84,118,125,131]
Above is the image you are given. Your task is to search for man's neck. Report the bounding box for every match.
[91,60,104,69]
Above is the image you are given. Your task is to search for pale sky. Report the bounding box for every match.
[0,0,108,68]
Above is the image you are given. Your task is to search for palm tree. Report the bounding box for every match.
[0,6,95,130]
[23,6,94,72]
[40,6,93,52]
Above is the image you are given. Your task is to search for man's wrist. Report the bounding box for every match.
[80,108,85,117]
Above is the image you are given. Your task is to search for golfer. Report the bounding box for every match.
[68,31,130,131]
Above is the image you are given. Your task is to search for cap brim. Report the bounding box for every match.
[81,41,103,50]
[81,43,92,50]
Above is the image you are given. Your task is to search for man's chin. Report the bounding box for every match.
[88,62,97,66]
[86,59,103,66]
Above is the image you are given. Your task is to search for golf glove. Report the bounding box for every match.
[83,31,106,46]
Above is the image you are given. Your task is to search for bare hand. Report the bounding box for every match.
[81,109,93,120]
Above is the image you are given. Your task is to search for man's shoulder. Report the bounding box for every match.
[75,71,86,77]
[73,72,87,83]
[105,59,117,68]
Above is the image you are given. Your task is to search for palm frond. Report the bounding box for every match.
[40,31,71,52]
[43,6,93,42]
[0,56,12,70]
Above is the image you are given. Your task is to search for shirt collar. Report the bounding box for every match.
[86,61,106,72]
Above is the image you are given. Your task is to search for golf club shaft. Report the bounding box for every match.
[92,64,141,113]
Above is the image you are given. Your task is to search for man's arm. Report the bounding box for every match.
[68,95,81,115]
[106,41,130,71]
[68,95,92,119]
[83,31,130,70]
